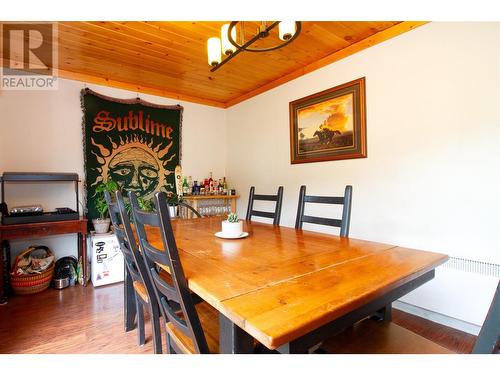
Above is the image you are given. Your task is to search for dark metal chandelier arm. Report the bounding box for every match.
[230,21,302,52]
[209,34,255,72]
[210,22,280,72]
[227,21,281,52]
[210,21,302,72]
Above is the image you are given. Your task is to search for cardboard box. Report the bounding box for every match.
[90,232,124,287]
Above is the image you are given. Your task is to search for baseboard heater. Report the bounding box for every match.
[441,257,500,278]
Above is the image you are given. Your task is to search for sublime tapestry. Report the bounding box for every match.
[82,89,182,221]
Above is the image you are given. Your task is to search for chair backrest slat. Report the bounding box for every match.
[160,297,191,337]
[134,208,161,227]
[246,186,284,225]
[129,190,210,354]
[304,195,344,205]
[151,270,180,303]
[141,241,172,269]
[295,185,353,238]
[302,215,342,228]
[253,194,279,202]
[112,225,133,260]
[250,210,276,219]
[125,261,142,282]
[472,280,500,354]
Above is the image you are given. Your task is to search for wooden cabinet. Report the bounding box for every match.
[0,220,89,292]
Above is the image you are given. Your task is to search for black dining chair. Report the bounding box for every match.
[295,185,352,237]
[104,191,163,353]
[319,280,500,354]
[246,186,284,225]
[472,280,500,354]
[129,191,220,354]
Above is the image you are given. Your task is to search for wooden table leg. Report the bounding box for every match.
[219,313,254,354]
[124,266,136,332]
[277,342,308,354]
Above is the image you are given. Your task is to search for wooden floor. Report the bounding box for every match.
[392,307,476,354]
[0,283,476,354]
[0,283,155,354]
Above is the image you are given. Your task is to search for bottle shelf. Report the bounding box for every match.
[182,195,239,200]
[181,195,239,218]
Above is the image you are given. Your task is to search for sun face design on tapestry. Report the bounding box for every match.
[90,135,175,199]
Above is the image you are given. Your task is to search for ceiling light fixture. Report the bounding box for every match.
[207,21,302,72]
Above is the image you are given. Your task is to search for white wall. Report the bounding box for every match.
[225,22,500,327]
[0,77,226,260]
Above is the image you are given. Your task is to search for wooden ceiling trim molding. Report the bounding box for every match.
[225,21,428,108]
[59,56,241,101]
[57,52,261,98]
[56,68,227,108]
[58,46,251,94]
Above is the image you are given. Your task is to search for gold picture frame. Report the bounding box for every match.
[289,77,367,164]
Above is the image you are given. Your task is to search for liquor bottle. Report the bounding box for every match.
[182,177,189,195]
[193,180,199,195]
[223,177,228,195]
[213,179,219,195]
[204,178,209,195]
[208,172,214,195]
[174,165,182,197]
[188,176,193,194]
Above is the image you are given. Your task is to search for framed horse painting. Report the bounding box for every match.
[289,77,367,164]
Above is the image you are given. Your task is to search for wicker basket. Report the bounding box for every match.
[10,246,55,295]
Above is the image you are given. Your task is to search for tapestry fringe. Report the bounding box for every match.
[80,89,88,216]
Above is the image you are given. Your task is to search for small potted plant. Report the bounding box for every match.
[221,212,243,237]
[166,191,182,218]
[93,179,119,234]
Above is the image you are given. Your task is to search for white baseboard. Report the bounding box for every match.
[393,300,481,336]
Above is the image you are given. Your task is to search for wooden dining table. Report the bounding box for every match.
[125,217,448,353]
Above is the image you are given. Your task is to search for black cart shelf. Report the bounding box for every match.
[0,172,80,225]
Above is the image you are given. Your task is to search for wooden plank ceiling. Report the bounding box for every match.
[5,21,426,107]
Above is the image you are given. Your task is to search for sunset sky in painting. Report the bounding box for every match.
[298,93,354,139]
